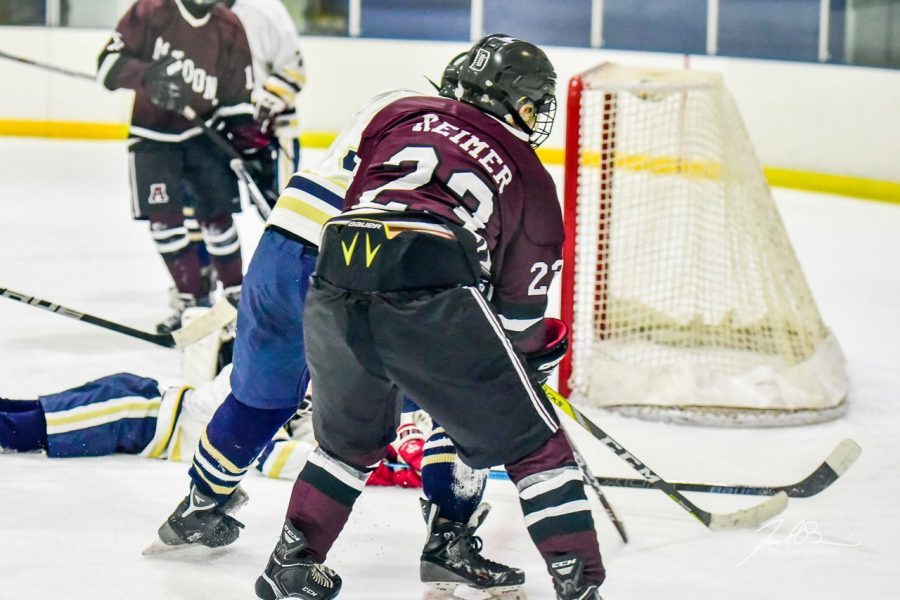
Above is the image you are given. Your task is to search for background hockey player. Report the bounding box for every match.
[254,34,605,600]
[227,0,306,188]
[96,0,264,333]
[178,0,308,302]
[151,49,525,596]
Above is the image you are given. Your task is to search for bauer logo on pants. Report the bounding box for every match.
[148,183,170,205]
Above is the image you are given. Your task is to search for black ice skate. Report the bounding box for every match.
[223,285,242,308]
[420,500,525,596]
[156,292,205,334]
[549,555,603,600]
[142,484,244,556]
[255,520,342,600]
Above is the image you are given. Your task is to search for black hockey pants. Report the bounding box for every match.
[303,213,560,469]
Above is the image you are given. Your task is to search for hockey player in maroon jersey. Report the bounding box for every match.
[147,49,527,595]
[96,0,263,333]
[255,34,606,600]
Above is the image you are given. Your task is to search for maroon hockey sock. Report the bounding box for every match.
[285,447,370,562]
[163,249,206,297]
[150,213,207,297]
[210,254,242,289]
[200,215,243,288]
[506,430,606,585]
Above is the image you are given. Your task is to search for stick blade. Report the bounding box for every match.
[826,438,861,477]
[708,491,788,531]
[170,299,237,347]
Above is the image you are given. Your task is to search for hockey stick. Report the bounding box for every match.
[480,438,860,498]
[1,286,175,347]
[0,286,236,349]
[0,49,95,82]
[180,106,273,219]
[542,385,788,530]
[562,427,628,543]
[0,51,273,219]
[590,438,861,498]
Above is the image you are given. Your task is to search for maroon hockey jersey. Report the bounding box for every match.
[345,95,564,349]
[97,0,253,142]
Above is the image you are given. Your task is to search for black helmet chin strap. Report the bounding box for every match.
[505,100,535,137]
[485,90,534,137]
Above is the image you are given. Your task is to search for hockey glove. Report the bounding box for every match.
[242,146,280,214]
[252,74,296,132]
[144,56,189,113]
[523,317,569,386]
[391,422,425,473]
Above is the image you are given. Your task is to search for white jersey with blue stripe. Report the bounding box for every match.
[266,89,422,244]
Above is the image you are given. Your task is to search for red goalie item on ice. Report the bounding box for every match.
[392,423,425,473]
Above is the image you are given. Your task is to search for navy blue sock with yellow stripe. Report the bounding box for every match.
[421,424,487,523]
[188,392,296,505]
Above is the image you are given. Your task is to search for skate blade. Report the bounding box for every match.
[141,537,228,558]
[425,583,526,600]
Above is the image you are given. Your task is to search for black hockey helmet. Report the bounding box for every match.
[438,52,468,99]
[456,34,557,147]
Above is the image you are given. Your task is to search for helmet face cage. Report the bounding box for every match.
[529,94,556,147]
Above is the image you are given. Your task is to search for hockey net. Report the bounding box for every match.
[559,63,848,426]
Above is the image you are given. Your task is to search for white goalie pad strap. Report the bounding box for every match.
[257,439,316,481]
[140,385,190,459]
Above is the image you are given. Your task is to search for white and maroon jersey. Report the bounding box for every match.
[97,0,254,142]
[350,96,563,346]
[271,91,563,347]
[229,0,306,94]
[267,89,417,243]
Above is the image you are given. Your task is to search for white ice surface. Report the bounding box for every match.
[1,138,899,599]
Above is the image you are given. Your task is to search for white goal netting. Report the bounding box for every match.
[561,64,848,426]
